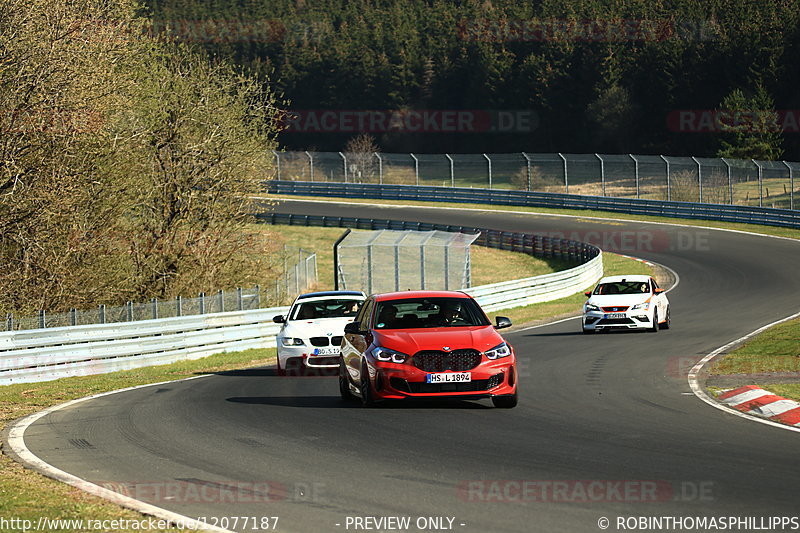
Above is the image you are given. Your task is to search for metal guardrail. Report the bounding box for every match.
[0,211,604,385]
[265,180,800,230]
[0,307,288,385]
[257,211,604,313]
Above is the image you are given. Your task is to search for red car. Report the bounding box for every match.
[339,291,518,408]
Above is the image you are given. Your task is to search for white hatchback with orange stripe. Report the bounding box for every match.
[581,275,670,333]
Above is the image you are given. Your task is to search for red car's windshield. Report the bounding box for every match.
[374,297,489,329]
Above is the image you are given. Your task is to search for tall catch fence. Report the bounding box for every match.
[272,151,799,210]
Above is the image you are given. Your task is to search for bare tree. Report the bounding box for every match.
[345,133,380,183]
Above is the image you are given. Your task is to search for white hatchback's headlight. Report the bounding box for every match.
[371,346,408,363]
[281,337,305,346]
[484,342,511,360]
[631,302,650,311]
[585,303,600,312]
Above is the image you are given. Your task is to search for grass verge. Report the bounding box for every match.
[264,223,573,291]
[0,348,276,533]
[709,316,800,402]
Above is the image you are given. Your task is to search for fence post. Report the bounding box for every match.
[255,285,261,308]
[199,293,205,314]
[375,152,383,184]
[722,158,733,204]
[305,150,314,181]
[339,152,348,182]
[99,304,106,324]
[151,298,158,319]
[218,290,224,313]
[39,310,45,329]
[783,161,793,210]
[558,153,568,193]
[127,301,133,321]
[5,313,12,331]
[273,150,281,180]
[176,296,182,317]
[444,245,450,290]
[753,159,763,207]
[595,154,605,196]
[692,156,702,203]
[483,153,492,189]
[522,152,532,191]
[445,154,454,187]
[660,155,670,201]
[410,153,419,185]
[630,154,640,199]
[70,308,77,326]
[237,288,243,311]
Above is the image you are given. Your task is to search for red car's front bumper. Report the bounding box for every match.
[365,358,517,400]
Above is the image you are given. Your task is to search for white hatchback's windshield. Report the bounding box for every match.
[291,299,362,320]
[594,281,650,295]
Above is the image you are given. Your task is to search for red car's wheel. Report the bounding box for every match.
[360,362,376,407]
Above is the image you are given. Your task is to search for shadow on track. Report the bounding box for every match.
[226,396,493,410]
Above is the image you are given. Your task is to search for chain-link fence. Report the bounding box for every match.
[272,151,799,210]
[4,248,317,332]
[336,230,479,294]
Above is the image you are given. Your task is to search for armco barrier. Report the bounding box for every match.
[1,212,604,385]
[257,211,604,313]
[0,307,288,385]
[265,180,800,229]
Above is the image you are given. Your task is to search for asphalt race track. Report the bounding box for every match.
[14,200,800,533]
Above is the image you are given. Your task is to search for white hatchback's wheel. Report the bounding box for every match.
[650,310,659,333]
[660,307,671,330]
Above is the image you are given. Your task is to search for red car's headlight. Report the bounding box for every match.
[371,346,408,364]
[484,342,511,360]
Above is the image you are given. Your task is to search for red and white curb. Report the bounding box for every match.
[716,385,800,427]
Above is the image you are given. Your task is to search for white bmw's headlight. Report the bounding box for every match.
[281,337,305,346]
[485,342,511,360]
[631,302,650,311]
[585,303,600,312]
[371,346,408,363]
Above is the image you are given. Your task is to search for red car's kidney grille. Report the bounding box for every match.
[412,350,482,372]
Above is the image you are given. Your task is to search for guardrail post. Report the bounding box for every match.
[70,308,77,326]
[151,298,158,319]
[692,156,702,203]
[483,153,492,189]
[375,152,383,184]
[305,150,314,181]
[753,159,763,207]
[38,310,45,329]
[99,304,106,324]
[176,296,182,317]
[783,161,793,210]
[410,153,419,185]
[445,154,454,187]
[339,152,348,182]
[630,154,640,199]
[722,158,733,204]
[199,293,205,314]
[272,150,281,180]
[660,155,670,201]
[522,152,532,191]
[558,153,568,194]
[595,154,605,196]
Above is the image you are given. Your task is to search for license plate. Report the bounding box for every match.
[604,313,626,319]
[426,372,471,383]
[313,347,339,356]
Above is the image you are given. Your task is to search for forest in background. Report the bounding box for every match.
[143,0,800,159]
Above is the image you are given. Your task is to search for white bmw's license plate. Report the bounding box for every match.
[313,347,339,356]
[426,372,472,383]
[604,313,626,319]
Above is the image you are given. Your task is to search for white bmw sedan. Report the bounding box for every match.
[273,291,366,374]
[582,275,670,333]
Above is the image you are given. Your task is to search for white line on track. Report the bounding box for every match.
[6,375,236,533]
